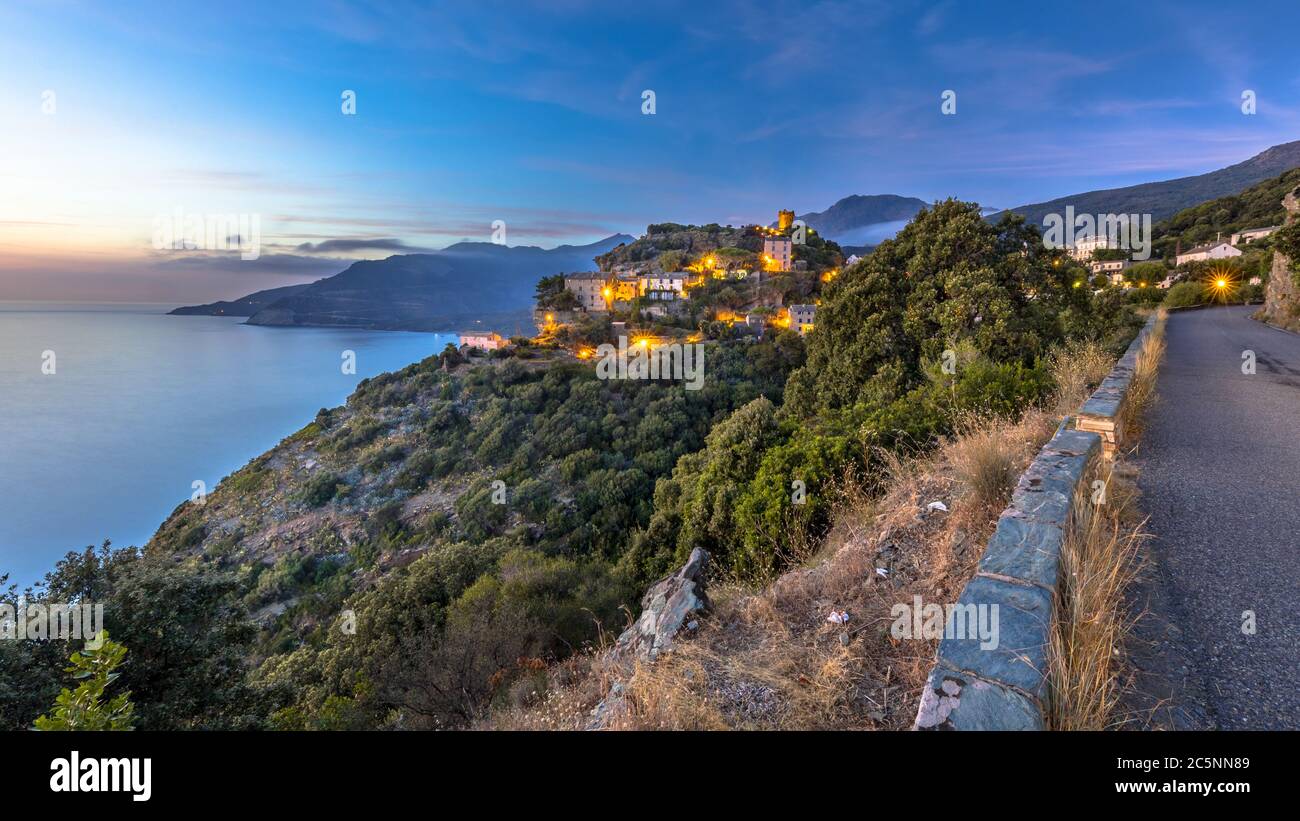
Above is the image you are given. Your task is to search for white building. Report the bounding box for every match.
[1230,226,1280,245]
[763,236,792,272]
[564,272,610,312]
[1069,234,1115,261]
[460,332,505,351]
[643,272,692,300]
[788,303,816,335]
[1175,241,1242,266]
[1089,258,1131,285]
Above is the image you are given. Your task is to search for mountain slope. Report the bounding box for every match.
[168,282,315,317]
[797,194,928,245]
[173,235,634,332]
[1001,140,1300,226]
[1152,167,1300,258]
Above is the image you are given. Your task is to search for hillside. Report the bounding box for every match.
[168,283,314,317]
[796,194,928,245]
[172,235,633,332]
[594,222,842,275]
[1001,140,1300,226]
[4,201,1143,732]
[1152,167,1300,259]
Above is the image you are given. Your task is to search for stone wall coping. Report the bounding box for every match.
[913,313,1159,730]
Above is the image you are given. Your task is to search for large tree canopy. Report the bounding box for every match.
[783,199,1087,419]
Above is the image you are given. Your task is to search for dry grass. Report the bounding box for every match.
[1048,465,1147,730]
[1121,309,1167,439]
[1048,312,1166,730]
[1049,339,1115,414]
[948,414,1022,513]
[496,407,1058,731]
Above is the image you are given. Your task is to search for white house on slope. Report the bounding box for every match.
[1175,241,1242,266]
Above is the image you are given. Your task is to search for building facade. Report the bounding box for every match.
[1230,226,1279,245]
[643,272,692,300]
[460,331,505,351]
[788,303,816,335]
[564,272,610,311]
[1175,241,1242,266]
[1069,234,1115,261]
[763,236,792,271]
[1089,258,1132,284]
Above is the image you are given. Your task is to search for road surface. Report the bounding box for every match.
[1128,304,1300,730]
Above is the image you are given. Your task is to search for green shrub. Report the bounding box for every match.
[299,472,343,507]
[1163,281,1203,308]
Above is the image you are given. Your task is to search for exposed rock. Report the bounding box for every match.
[1261,187,1300,332]
[612,547,710,663]
[587,548,710,729]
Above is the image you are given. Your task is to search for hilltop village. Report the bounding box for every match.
[459,210,845,357]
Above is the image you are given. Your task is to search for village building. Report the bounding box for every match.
[460,331,505,351]
[610,276,640,302]
[643,272,693,301]
[1069,234,1115,261]
[1089,258,1132,285]
[1175,240,1242,266]
[1230,226,1280,245]
[762,236,792,272]
[788,303,816,335]
[564,272,610,311]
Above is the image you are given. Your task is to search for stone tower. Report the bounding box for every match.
[777,209,795,231]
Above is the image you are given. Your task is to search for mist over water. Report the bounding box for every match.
[0,302,454,588]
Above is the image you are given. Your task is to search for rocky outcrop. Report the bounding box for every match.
[587,548,710,728]
[1260,188,1300,332]
[613,547,710,662]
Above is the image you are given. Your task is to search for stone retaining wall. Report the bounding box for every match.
[913,314,1159,730]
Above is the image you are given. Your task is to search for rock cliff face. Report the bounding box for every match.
[1261,188,1300,332]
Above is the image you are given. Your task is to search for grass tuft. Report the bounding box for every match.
[1048,466,1147,730]
[1049,339,1115,415]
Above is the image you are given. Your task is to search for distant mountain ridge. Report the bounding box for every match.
[171,235,633,332]
[999,140,1300,226]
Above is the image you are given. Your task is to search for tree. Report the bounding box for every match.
[31,544,264,730]
[535,274,579,310]
[34,631,135,731]
[783,199,1084,419]
[1126,261,1167,287]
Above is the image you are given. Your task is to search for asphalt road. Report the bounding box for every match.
[1128,305,1300,730]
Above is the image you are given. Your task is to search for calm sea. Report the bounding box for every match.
[0,302,455,588]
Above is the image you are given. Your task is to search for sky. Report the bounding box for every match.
[1,0,1298,303]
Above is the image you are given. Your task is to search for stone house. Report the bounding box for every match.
[564,272,610,312]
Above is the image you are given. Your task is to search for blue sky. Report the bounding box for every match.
[1,0,1298,302]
